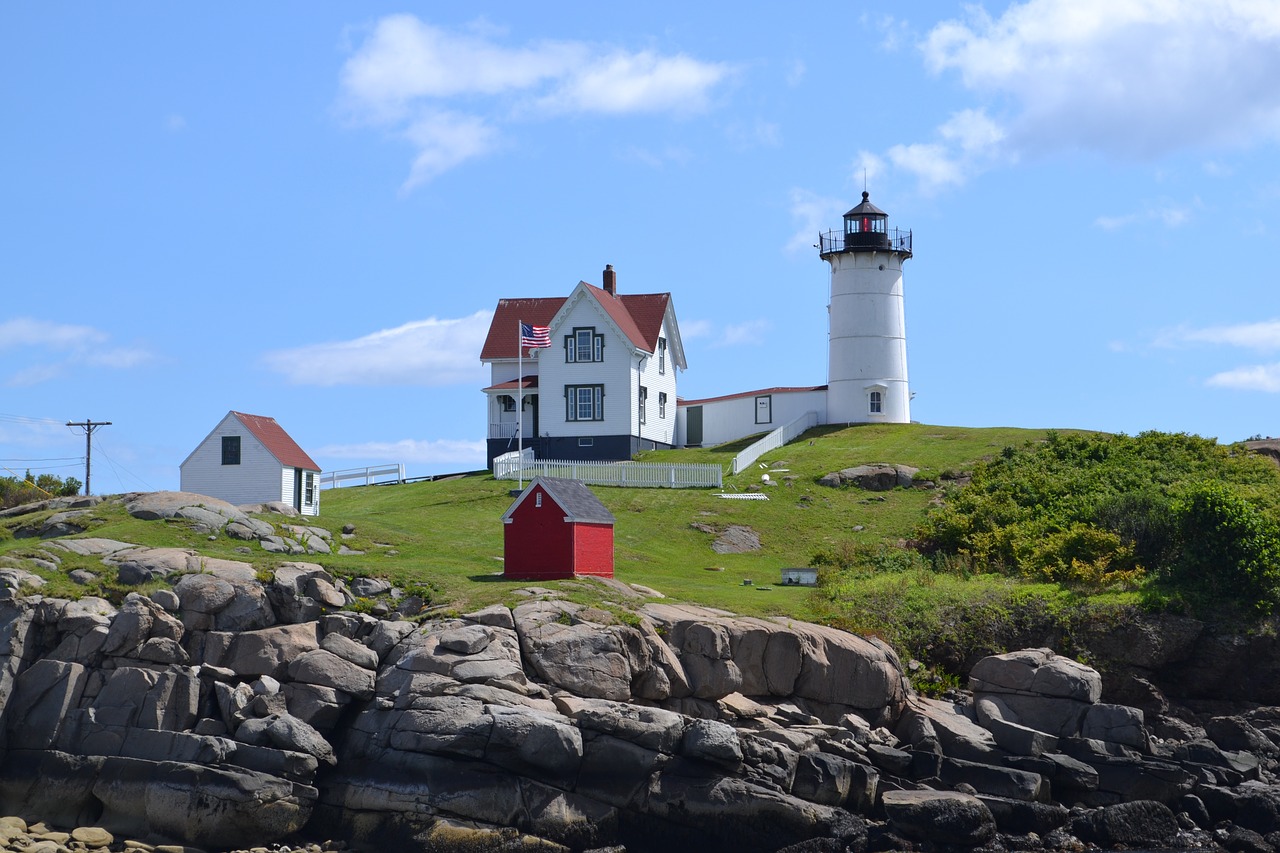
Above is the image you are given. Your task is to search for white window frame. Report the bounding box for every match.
[639,386,648,425]
[755,395,773,425]
[566,384,604,421]
[658,338,667,374]
[658,391,667,418]
[869,389,884,415]
[566,327,604,363]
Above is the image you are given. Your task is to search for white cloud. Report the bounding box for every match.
[316,437,486,465]
[339,15,735,187]
[1094,198,1194,230]
[263,310,492,387]
[715,320,771,348]
[786,60,806,87]
[1165,319,1280,352]
[786,188,845,254]
[618,145,694,170]
[538,51,731,115]
[0,318,107,350]
[921,0,1280,159]
[1206,363,1280,393]
[678,318,770,348]
[0,318,151,387]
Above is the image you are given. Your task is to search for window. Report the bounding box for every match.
[565,384,604,421]
[659,391,667,418]
[578,437,594,447]
[658,338,667,374]
[869,390,883,414]
[639,386,648,425]
[535,492,542,508]
[304,472,315,505]
[755,395,773,425]
[565,327,604,363]
[221,435,241,465]
[498,394,516,412]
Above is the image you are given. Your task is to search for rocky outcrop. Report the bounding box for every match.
[3,494,1280,852]
[817,464,918,491]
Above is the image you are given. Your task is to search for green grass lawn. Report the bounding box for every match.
[0,422,1091,627]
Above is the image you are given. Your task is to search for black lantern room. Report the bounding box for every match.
[818,191,912,258]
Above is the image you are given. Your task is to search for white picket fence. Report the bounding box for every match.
[493,453,722,489]
[320,463,405,489]
[731,411,820,475]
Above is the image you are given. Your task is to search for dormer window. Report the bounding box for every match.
[566,327,604,363]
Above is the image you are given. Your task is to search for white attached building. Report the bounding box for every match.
[480,265,687,466]
[179,411,321,515]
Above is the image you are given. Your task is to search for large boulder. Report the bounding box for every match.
[881,790,996,847]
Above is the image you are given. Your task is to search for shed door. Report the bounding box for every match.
[686,406,703,447]
[293,467,303,511]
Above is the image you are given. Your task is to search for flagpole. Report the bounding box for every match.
[517,321,524,491]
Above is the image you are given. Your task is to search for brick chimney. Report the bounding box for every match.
[603,264,616,296]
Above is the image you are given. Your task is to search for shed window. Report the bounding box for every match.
[304,472,316,505]
[222,435,241,465]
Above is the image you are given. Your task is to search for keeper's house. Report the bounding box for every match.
[502,477,615,580]
[179,411,321,516]
[480,264,686,467]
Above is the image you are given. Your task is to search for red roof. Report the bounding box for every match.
[230,412,321,472]
[480,285,672,361]
[483,376,539,392]
[677,386,828,407]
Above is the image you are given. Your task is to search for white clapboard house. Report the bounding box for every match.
[179,411,321,515]
[480,265,686,467]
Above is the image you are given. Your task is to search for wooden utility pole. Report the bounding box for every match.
[65,419,111,495]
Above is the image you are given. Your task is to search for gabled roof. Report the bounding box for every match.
[480,285,676,362]
[230,411,321,472]
[502,476,616,525]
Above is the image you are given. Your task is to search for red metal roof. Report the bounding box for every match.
[480,297,565,361]
[677,386,828,406]
[483,376,539,392]
[230,412,321,472]
[480,286,671,360]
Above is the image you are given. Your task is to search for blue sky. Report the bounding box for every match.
[3,2,1279,494]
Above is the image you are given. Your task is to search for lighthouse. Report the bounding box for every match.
[819,192,912,424]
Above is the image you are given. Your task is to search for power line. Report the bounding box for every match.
[0,412,65,426]
[66,420,111,495]
[0,456,82,462]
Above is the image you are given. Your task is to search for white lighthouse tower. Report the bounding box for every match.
[819,191,912,424]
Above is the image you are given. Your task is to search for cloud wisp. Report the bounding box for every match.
[263,310,492,387]
[1156,318,1280,393]
[877,1,1280,192]
[338,15,735,189]
[0,318,152,388]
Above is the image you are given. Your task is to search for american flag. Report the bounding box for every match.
[520,322,551,348]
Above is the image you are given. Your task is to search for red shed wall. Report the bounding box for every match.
[571,522,614,577]
[503,486,575,579]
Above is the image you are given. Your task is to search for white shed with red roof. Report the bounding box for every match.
[179,411,322,515]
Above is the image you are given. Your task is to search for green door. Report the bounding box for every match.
[687,406,703,447]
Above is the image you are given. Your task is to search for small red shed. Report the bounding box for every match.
[502,476,615,580]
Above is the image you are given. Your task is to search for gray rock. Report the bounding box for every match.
[881,790,996,847]
[438,624,496,654]
[485,704,584,782]
[288,649,376,699]
[7,659,88,748]
[263,713,337,765]
[1071,800,1178,848]
[174,573,237,613]
[320,632,379,670]
[201,622,320,679]
[1082,703,1146,749]
[515,602,632,701]
[682,718,743,767]
[350,577,392,598]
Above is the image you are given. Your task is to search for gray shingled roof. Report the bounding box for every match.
[504,476,615,525]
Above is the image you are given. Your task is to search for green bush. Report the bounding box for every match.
[915,431,1280,607]
[1165,482,1280,615]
